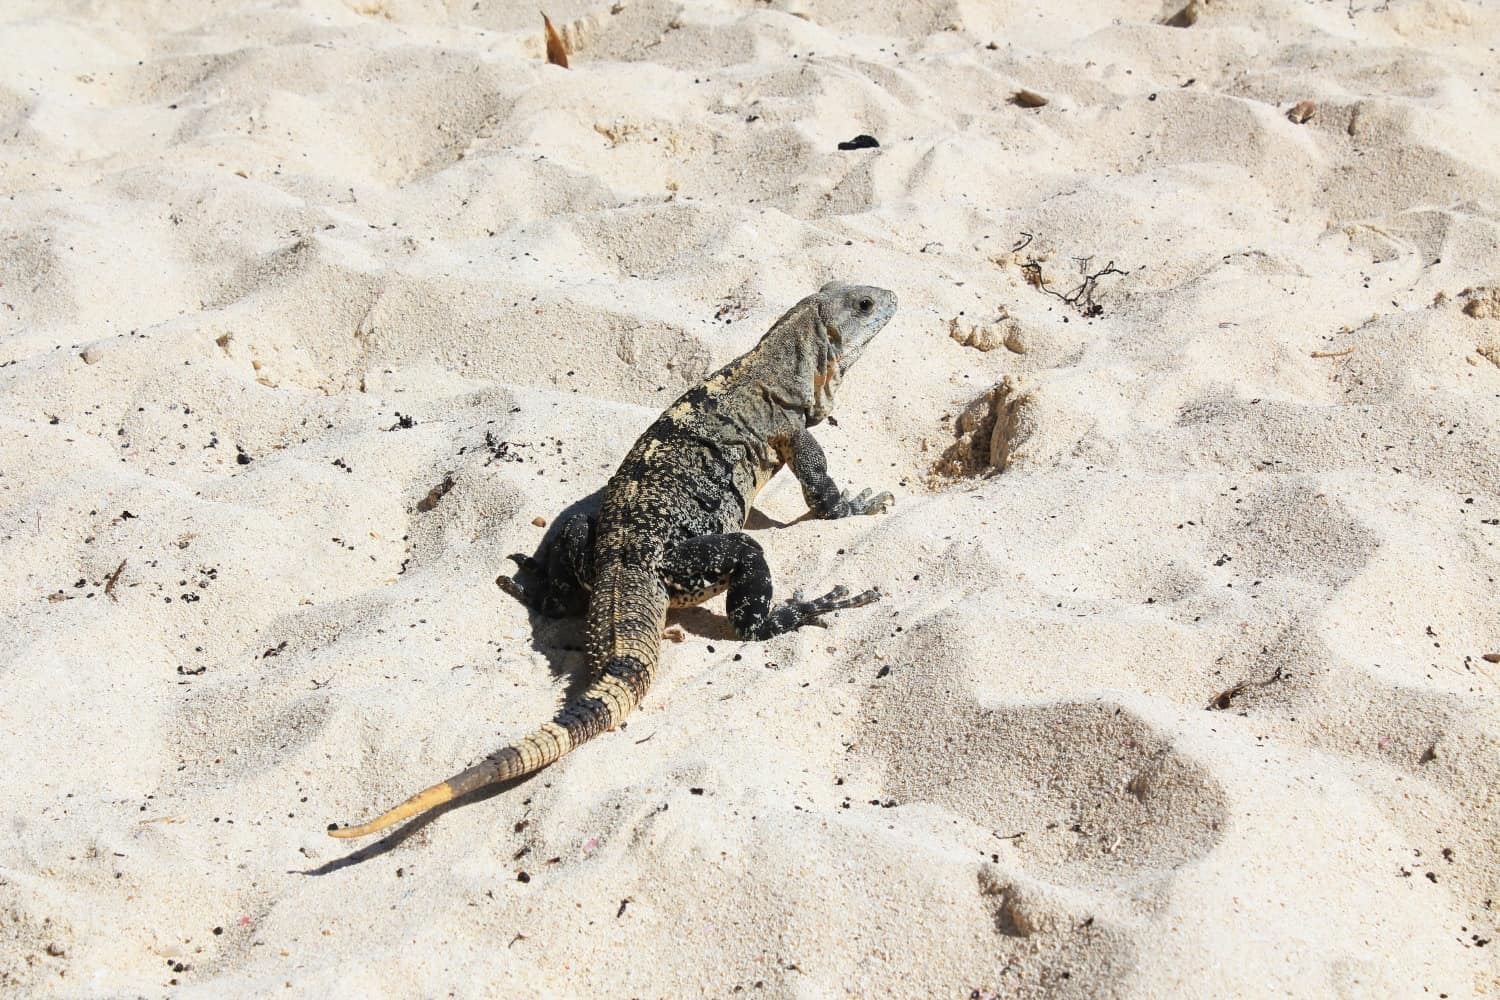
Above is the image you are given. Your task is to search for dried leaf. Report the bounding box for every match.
[1287,100,1316,124]
[542,12,569,68]
[1011,89,1048,109]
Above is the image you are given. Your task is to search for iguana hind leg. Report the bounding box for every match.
[661,532,880,640]
[783,429,894,519]
[498,512,595,618]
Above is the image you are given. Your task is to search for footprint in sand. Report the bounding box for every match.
[861,679,1227,893]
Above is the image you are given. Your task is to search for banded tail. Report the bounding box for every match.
[328,653,654,839]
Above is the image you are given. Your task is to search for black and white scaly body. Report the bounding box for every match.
[331,282,897,840]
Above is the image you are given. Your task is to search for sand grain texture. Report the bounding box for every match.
[2,0,1499,996]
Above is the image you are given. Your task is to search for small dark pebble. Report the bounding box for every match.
[236,451,252,465]
[213,927,224,935]
[837,134,879,151]
[876,665,890,678]
[517,871,531,883]
[690,787,704,795]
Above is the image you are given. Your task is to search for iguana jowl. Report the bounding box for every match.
[330,282,897,839]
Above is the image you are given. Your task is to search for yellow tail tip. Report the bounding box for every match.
[327,821,377,840]
[326,782,458,840]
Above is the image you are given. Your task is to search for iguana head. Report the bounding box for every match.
[744,281,898,425]
[816,281,898,377]
[796,280,896,422]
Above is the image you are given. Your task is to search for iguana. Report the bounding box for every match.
[329,281,898,839]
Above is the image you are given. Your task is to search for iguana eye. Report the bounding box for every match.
[857,297,873,314]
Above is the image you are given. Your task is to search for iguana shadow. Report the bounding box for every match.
[297,779,521,875]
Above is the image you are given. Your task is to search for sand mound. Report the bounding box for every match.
[2,0,1498,995]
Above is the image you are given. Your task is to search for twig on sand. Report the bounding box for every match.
[1208,666,1287,711]
[1311,347,1355,359]
[1020,255,1127,318]
[104,559,127,601]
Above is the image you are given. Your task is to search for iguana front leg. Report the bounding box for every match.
[783,428,894,519]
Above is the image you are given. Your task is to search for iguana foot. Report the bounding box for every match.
[497,571,539,608]
[498,517,594,618]
[827,488,894,518]
[508,552,544,574]
[757,584,881,635]
[783,585,882,628]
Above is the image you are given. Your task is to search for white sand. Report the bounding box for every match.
[3,0,1499,995]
